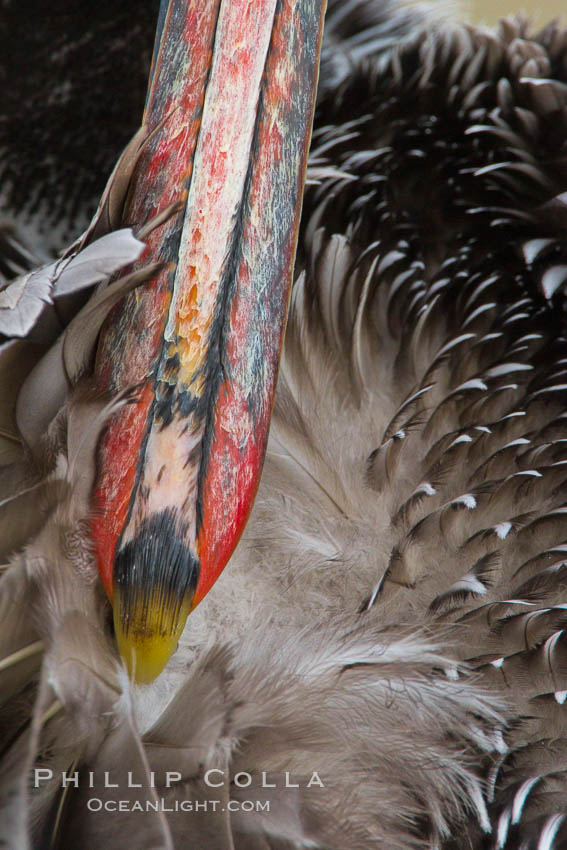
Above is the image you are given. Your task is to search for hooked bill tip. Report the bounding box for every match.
[112,510,199,683]
[113,589,193,684]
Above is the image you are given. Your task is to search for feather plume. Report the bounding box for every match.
[2,2,567,848]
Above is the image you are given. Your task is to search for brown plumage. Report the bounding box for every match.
[1,1,567,848]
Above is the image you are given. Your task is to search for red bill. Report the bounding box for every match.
[92,0,326,681]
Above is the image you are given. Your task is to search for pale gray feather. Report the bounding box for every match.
[2,3,567,850]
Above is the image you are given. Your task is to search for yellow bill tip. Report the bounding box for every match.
[113,589,192,684]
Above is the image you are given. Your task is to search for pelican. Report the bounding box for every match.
[1,0,567,847]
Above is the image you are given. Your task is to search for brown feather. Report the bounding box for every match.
[3,2,567,848]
